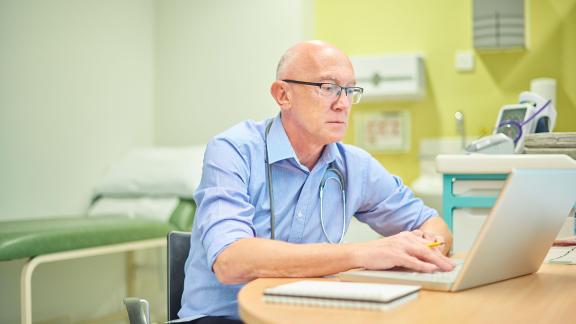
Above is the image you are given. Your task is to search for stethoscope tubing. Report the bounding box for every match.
[264,119,347,243]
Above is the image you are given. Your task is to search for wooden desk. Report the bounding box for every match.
[239,264,576,324]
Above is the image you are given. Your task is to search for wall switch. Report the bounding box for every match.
[455,50,474,72]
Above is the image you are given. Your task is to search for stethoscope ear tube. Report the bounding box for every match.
[265,121,276,240]
[264,119,347,243]
[319,171,347,244]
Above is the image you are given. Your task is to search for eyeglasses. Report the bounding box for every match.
[282,79,364,104]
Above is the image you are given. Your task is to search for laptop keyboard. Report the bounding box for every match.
[375,259,464,283]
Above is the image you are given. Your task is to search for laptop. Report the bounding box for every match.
[338,168,576,291]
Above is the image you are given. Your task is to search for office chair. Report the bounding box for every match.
[124,231,191,324]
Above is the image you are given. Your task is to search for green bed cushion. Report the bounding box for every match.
[170,199,196,231]
[0,199,196,262]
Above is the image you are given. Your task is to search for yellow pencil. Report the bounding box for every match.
[427,241,444,248]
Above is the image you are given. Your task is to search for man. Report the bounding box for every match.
[178,40,454,324]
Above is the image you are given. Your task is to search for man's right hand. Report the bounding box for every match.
[351,231,455,273]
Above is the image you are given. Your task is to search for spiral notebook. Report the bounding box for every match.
[263,280,420,311]
[545,246,576,264]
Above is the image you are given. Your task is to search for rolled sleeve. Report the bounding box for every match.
[194,138,257,268]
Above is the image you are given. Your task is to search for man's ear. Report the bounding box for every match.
[270,81,291,111]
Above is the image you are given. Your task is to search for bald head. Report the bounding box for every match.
[269,40,358,158]
[275,40,353,81]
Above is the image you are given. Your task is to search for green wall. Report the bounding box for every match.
[316,0,576,183]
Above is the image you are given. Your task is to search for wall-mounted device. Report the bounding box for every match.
[350,54,425,102]
[473,0,526,50]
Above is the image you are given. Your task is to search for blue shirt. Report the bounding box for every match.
[178,115,436,320]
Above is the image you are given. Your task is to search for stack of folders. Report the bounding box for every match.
[523,132,576,160]
[263,280,420,311]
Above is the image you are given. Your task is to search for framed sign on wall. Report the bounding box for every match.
[354,110,411,153]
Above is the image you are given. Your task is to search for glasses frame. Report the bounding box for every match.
[282,79,364,104]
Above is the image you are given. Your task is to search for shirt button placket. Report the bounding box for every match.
[291,208,306,242]
[296,211,304,221]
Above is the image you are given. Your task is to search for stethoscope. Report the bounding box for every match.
[264,120,347,243]
[497,99,551,145]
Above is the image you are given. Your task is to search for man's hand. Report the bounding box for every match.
[411,229,446,253]
[352,231,455,273]
[416,216,453,255]
[213,216,453,284]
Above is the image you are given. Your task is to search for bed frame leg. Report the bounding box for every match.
[20,257,39,324]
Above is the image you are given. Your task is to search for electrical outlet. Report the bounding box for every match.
[455,50,474,72]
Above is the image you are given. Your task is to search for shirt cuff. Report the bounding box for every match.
[203,224,255,269]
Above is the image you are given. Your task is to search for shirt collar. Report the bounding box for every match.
[319,141,338,166]
[266,114,296,164]
[266,114,341,168]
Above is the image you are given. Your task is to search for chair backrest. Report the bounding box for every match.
[167,231,191,321]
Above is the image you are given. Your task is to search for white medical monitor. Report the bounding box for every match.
[494,103,537,153]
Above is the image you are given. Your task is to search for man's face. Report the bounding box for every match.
[282,48,356,147]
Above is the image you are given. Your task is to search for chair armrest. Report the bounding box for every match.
[123,297,150,324]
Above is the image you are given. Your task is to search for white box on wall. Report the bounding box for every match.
[351,54,425,102]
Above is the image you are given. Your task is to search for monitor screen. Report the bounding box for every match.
[499,107,527,123]
[496,106,528,143]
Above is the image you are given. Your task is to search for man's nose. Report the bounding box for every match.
[332,90,351,110]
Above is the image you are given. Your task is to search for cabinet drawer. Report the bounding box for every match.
[452,180,505,197]
[453,208,488,253]
[453,208,575,253]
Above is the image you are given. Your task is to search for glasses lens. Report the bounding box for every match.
[319,84,340,97]
[319,84,363,104]
[351,89,362,104]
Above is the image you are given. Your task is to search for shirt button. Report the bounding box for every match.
[297,211,304,220]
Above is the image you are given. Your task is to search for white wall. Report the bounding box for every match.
[0,0,313,217]
[0,0,312,322]
[154,0,314,145]
[0,0,155,322]
[0,0,155,219]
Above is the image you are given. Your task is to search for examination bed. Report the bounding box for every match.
[0,199,196,324]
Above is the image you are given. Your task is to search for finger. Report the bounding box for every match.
[395,233,453,269]
[427,253,455,271]
[430,235,446,252]
[421,232,444,244]
[408,244,455,271]
[397,254,438,273]
[432,234,445,242]
[411,229,424,238]
[420,231,435,241]
[417,233,447,254]
[396,231,429,247]
[406,233,449,257]
[406,232,433,245]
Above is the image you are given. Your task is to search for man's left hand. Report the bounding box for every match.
[412,229,446,253]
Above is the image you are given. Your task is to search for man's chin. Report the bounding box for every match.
[325,132,347,144]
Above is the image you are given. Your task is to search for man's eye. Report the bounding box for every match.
[323,84,338,92]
